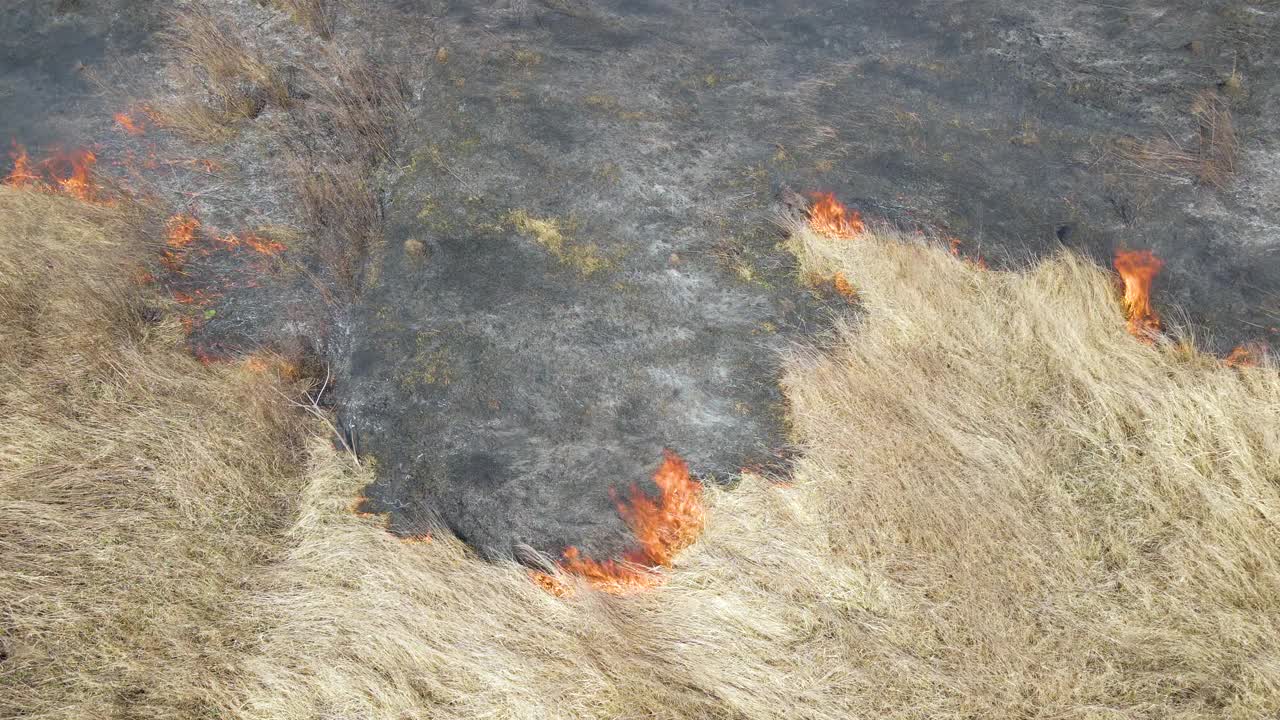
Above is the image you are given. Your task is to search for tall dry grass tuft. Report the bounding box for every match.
[0,187,344,718]
[297,48,406,164]
[287,156,379,291]
[237,223,1280,718]
[285,49,405,293]
[269,0,336,39]
[152,7,289,141]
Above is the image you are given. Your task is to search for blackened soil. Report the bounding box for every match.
[341,0,1280,561]
[0,2,158,148]
[5,1,1280,565]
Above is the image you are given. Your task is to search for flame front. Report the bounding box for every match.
[5,144,102,202]
[163,214,201,270]
[807,192,865,239]
[832,271,857,299]
[540,450,706,596]
[1113,249,1164,341]
[242,232,286,256]
[614,450,705,567]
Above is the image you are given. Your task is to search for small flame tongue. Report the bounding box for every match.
[4,143,41,189]
[807,192,865,239]
[1113,250,1164,341]
[540,450,706,596]
[55,149,98,201]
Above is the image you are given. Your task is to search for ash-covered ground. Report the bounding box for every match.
[7,0,1280,563]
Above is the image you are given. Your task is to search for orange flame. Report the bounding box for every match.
[949,236,989,270]
[1225,344,1262,368]
[807,192,865,239]
[242,354,300,379]
[4,143,43,189]
[163,214,201,270]
[614,450,705,567]
[5,144,103,202]
[166,214,201,248]
[833,271,857,299]
[55,148,98,201]
[242,232,286,256]
[172,288,222,306]
[1113,249,1164,341]
[539,450,705,596]
[114,112,146,136]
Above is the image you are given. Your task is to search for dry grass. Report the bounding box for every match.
[4,185,1279,718]
[0,187,332,718]
[287,156,379,291]
[238,224,1280,718]
[269,0,336,39]
[151,7,289,141]
[284,49,405,293]
[1119,88,1239,188]
[298,48,406,163]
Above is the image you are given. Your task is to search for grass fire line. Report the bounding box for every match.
[3,177,1280,719]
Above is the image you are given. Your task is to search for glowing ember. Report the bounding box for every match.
[539,450,705,596]
[530,571,575,598]
[242,232,286,256]
[1113,249,1165,341]
[833,271,857,299]
[807,192,865,239]
[114,112,146,136]
[242,354,301,379]
[167,215,200,248]
[350,495,377,517]
[1225,344,1262,368]
[172,288,222,306]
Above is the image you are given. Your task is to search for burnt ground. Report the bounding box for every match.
[6,0,1280,563]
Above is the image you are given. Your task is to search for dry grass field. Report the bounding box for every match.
[3,185,1278,718]
[0,187,335,718]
